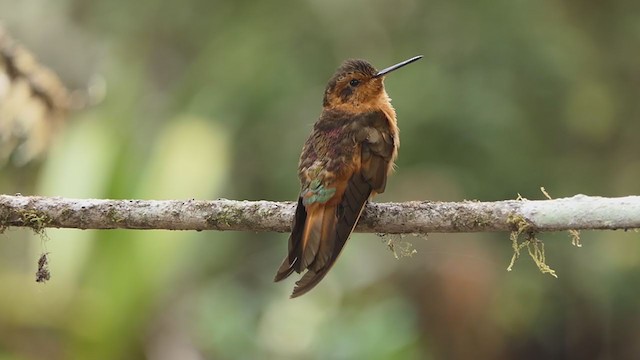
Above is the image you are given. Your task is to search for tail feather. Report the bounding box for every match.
[291,269,324,298]
[299,205,324,270]
[274,200,336,281]
[290,172,371,298]
[310,206,338,272]
[274,255,296,282]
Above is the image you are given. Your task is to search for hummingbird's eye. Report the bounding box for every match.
[349,79,360,87]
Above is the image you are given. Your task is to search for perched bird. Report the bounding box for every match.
[274,56,422,298]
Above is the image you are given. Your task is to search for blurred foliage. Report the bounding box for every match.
[0,25,72,167]
[1,0,640,359]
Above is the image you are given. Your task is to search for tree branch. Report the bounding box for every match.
[1,194,640,234]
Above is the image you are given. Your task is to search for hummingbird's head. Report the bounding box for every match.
[322,56,422,112]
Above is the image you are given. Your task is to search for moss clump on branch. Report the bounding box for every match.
[377,233,419,259]
[0,208,54,283]
[506,213,557,278]
[17,209,51,235]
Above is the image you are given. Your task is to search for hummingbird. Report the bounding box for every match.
[274,55,422,298]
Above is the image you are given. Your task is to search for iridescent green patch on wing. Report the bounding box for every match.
[302,179,336,206]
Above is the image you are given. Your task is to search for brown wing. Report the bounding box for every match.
[282,111,397,298]
[357,113,396,194]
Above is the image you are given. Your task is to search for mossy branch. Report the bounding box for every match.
[1,194,640,233]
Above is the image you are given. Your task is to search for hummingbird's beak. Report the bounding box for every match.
[373,55,423,78]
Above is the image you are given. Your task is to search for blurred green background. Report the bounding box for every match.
[1,0,640,359]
